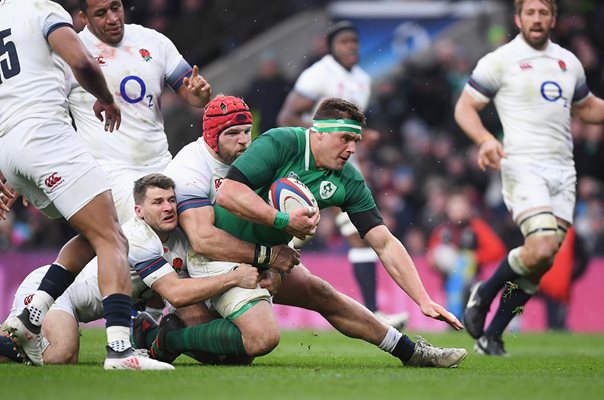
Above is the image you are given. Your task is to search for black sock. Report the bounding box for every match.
[0,335,22,362]
[102,293,132,328]
[478,256,520,306]
[38,263,76,300]
[484,284,532,338]
[353,261,377,312]
[391,335,416,362]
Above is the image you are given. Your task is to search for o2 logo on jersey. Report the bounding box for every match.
[120,75,154,107]
[540,81,568,108]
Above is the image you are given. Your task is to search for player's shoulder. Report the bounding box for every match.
[549,41,582,66]
[122,217,160,247]
[341,162,366,183]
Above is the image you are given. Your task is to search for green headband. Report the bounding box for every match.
[312,119,362,134]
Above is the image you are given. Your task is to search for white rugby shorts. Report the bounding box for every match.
[501,158,576,224]
[0,119,110,220]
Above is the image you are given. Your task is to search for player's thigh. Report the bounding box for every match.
[501,159,552,221]
[0,119,111,220]
[42,310,80,364]
[551,167,576,225]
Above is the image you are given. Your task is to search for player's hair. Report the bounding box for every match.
[133,173,175,205]
[514,0,557,16]
[313,98,366,127]
[78,0,89,12]
[326,21,357,53]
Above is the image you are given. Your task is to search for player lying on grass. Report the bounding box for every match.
[0,173,259,364]
[138,95,467,368]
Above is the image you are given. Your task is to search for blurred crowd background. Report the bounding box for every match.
[2,0,604,268]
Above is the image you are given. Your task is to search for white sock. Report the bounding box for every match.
[378,326,403,353]
[107,326,132,353]
[27,291,55,326]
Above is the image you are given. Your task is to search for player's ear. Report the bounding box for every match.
[79,10,88,26]
[550,16,556,29]
[134,204,144,219]
[514,14,521,30]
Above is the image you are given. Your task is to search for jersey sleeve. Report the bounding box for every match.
[165,147,213,214]
[122,219,174,287]
[340,165,377,214]
[156,30,192,91]
[38,0,73,40]
[230,128,298,189]
[465,51,502,102]
[293,61,326,101]
[569,53,590,104]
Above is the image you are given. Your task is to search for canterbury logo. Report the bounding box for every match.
[519,63,532,70]
[44,173,62,188]
[24,294,33,305]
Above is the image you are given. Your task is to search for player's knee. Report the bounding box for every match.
[245,329,280,356]
[526,236,559,267]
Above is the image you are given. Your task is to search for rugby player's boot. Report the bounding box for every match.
[104,346,175,370]
[132,312,158,350]
[405,336,467,368]
[463,281,489,339]
[3,309,44,366]
[475,335,508,356]
[149,313,184,364]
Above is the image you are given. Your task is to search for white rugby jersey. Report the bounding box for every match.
[65,24,192,168]
[294,54,371,119]
[0,0,73,136]
[465,34,590,165]
[164,138,230,214]
[122,216,190,303]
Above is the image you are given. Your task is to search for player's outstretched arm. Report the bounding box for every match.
[179,65,212,108]
[47,26,120,132]
[276,92,315,128]
[454,91,504,171]
[364,225,464,330]
[151,266,259,308]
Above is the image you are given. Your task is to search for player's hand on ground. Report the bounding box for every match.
[420,300,464,331]
[232,264,260,289]
[258,268,285,296]
[286,206,320,240]
[183,65,212,106]
[269,244,300,272]
[477,137,505,171]
[93,98,121,132]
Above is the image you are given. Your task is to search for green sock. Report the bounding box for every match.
[145,327,159,349]
[165,318,247,356]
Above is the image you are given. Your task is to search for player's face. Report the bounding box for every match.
[80,0,125,45]
[216,124,252,165]
[515,0,555,50]
[136,187,178,239]
[314,131,361,171]
[332,31,359,69]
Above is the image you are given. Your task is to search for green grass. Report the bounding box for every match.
[2,329,603,400]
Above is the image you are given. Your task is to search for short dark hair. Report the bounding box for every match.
[313,98,366,127]
[514,0,557,16]
[78,0,89,12]
[326,20,357,52]
[133,173,175,205]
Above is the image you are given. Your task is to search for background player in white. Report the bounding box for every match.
[66,0,212,222]
[277,22,408,329]
[0,0,173,371]
[0,173,258,364]
[160,95,465,368]
[455,0,604,355]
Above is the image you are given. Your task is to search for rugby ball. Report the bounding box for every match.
[268,178,317,212]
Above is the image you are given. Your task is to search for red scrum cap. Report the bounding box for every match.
[202,95,253,152]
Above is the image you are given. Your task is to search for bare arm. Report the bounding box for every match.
[215,179,320,239]
[364,225,463,330]
[277,92,316,127]
[151,266,258,308]
[177,65,212,108]
[47,26,120,131]
[454,90,505,171]
[572,95,604,124]
[179,205,300,272]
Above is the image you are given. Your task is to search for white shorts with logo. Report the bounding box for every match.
[501,158,576,224]
[8,266,103,324]
[187,258,270,319]
[0,119,110,220]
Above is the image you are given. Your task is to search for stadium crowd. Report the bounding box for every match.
[2,0,604,263]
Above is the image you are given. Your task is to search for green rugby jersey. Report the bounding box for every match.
[214,127,377,246]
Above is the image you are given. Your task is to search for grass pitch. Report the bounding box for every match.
[1,329,603,400]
